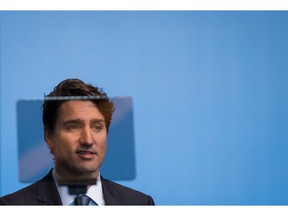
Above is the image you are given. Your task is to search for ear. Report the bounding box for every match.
[44,129,54,152]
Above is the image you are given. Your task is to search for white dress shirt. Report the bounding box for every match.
[52,168,106,205]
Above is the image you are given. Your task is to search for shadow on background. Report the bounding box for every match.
[17,96,136,182]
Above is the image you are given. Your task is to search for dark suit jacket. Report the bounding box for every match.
[0,169,155,205]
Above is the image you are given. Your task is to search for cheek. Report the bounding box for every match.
[99,136,107,154]
[53,133,75,154]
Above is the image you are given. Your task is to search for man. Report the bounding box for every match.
[0,78,155,205]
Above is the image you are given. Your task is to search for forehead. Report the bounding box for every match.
[57,100,104,120]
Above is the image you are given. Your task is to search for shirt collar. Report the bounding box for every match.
[52,168,105,205]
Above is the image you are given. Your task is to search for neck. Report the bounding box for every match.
[54,166,99,182]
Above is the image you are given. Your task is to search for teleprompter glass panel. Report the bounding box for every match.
[17,96,136,182]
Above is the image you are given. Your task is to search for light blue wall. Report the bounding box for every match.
[1,11,288,205]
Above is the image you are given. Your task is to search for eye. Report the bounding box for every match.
[65,123,80,131]
[92,124,104,132]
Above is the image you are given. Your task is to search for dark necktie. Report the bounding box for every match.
[75,194,91,205]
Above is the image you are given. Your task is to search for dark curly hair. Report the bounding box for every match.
[42,78,115,133]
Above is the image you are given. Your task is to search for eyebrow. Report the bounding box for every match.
[62,119,105,126]
[62,119,82,125]
[90,119,105,124]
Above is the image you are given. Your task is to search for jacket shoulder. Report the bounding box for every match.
[0,181,42,205]
[101,177,155,205]
[0,170,61,205]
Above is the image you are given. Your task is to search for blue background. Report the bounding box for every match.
[1,11,288,205]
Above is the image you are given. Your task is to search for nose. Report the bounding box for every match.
[79,127,94,146]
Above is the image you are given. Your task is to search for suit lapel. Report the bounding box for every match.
[36,169,62,205]
[101,177,123,205]
[35,172,127,205]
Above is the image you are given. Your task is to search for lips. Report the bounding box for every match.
[77,150,95,155]
[76,150,96,160]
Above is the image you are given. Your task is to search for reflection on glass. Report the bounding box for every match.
[17,97,136,182]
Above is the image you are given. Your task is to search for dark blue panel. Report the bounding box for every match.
[17,97,136,182]
[17,100,49,182]
[101,97,136,180]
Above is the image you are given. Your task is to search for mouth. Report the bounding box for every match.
[77,150,96,155]
[76,150,96,160]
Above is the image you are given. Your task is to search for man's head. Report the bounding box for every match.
[43,78,114,134]
[42,78,114,180]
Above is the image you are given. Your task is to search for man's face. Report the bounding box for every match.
[45,100,107,180]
